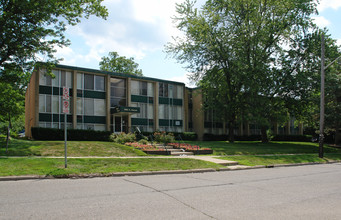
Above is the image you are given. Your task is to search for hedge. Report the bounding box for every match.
[271,135,312,142]
[31,127,111,141]
[203,133,313,142]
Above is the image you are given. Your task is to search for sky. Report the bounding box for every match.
[54,0,341,87]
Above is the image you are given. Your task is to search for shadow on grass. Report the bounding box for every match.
[0,138,61,156]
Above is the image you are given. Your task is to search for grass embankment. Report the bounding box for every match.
[1,138,341,176]
[0,138,146,157]
[0,158,223,177]
[186,140,341,166]
[186,141,341,155]
[219,154,341,166]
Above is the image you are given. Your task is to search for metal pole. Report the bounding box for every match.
[64,114,67,168]
[319,33,325,158]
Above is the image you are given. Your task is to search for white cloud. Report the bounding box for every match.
[130,0,184,41]
[317,0,341,12]
[167,72,197,88]
[311,16,330,28]
[337,39,341,47]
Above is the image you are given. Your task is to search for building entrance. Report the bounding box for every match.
[113,116,127,133]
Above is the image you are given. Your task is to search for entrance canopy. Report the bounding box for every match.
[111,106,140,116]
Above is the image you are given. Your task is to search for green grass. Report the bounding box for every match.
[186,141,341,155]
[0,138,147,157]
[219,153,341,166]
[0,157,224,177]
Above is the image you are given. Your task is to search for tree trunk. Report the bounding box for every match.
[335,124,340,145]
[6,112,11,154]
[228,120,235,143]
[261,126,269,143]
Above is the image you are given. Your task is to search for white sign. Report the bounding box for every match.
[63,100,69,114]
[63,87,70,100]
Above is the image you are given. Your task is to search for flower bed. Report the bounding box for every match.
[125,142,164,151]
[168,143,213,155]
[125,142,213,155]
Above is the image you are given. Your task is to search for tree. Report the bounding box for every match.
[99,51,143,76]
[1,0,108,73]
[0,0,108,150]
[166,0,318,142]
[0,66,28,153]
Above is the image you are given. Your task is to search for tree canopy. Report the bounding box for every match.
[99,51,143,76]
[0,0,108,148]
[0,0,108,73]
[166,0,324,142]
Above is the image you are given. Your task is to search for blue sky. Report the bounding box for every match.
[55,0,341,87]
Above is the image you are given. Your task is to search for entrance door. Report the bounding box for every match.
[113,116,127,133]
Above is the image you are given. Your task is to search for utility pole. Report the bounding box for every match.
[319,33,325,158]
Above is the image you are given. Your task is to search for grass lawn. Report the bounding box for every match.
[186,141,341,155]
[0,157,224,177]
[0,138,146,157]
[219,154,341,166]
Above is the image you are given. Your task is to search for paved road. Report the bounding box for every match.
[1,163,341,220]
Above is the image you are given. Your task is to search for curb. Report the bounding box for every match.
[1,161,340,181]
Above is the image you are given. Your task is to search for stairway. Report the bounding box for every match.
[157,145,194,156]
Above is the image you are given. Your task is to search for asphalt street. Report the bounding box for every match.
[1,163,341,220]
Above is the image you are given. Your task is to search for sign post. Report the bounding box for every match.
[62,87,70,168]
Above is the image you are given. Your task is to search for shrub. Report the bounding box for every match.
[138,137,149,145]
[141,132,198,141]
[153,131,175,144]
[110,132,136,144]
[174,132,197,141]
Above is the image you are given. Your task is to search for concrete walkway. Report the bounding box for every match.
[1,155,240,166]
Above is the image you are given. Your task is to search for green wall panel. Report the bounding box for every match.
[173,99,183,106]
[39,113,51,122]
[83,90,106,99]
[84,116,106,124]
[39,86,52,94]
[131,95,148,103]
[131,118,148,126]
[159,97,169,104]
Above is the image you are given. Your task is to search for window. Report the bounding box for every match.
[60,71,72,88]
[52,70,59,87]
[111,78,126,107]
[159,83,168,97]
[158,104,169,119]
[141,81,147,96]
[94,124,106,131]
[95,76,105,91]
[39,69,52,86]
[177,106,182,119]
[94,99,106,116]
[84,98,94,115]
[131,80,139,95]
[52,96,59,113]
[77,98,83,115]
[148,83,154,97]
[46,95,52,113]
[169,84,174,98]
[77,73,83,89]
[39,95,45,112]
[131,80,151,96]
[147,104,153,119]
[84,74,94,90]
[177,85,183,99]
